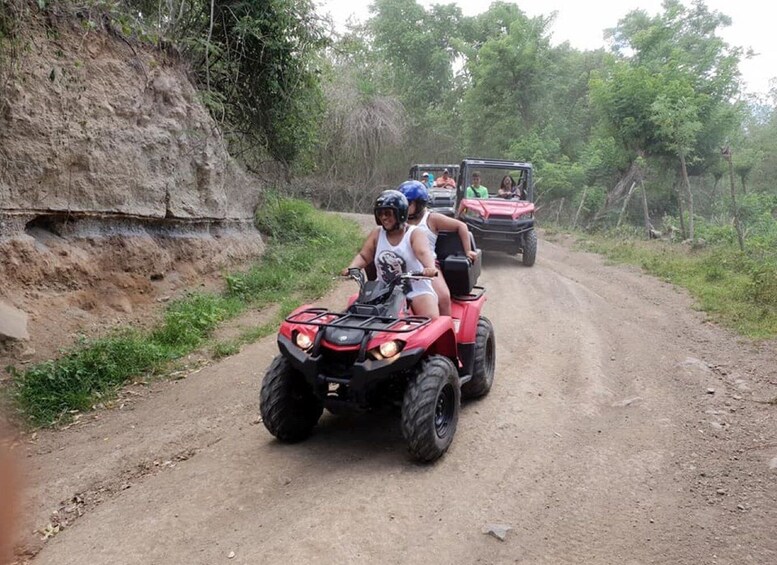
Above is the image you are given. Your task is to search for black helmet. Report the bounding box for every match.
[374,189,409,230]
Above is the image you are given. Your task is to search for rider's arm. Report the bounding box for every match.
[342,230,378,275]
[429,214,478,263]
[410,230,437,277]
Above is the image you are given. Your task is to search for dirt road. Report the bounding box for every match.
[17,231,777,564]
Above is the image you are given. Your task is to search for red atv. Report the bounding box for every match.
[259,233,495,462]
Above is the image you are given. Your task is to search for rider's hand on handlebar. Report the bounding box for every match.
[421,267,438,278]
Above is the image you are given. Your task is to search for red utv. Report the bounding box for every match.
[455,158,537,266]
[259,232,495,462]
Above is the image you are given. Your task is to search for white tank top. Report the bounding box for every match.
[375,226,435,299]
[418,211,437,259]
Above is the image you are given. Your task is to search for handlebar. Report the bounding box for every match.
[339,268,436,282]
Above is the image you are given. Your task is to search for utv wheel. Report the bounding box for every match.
[401,356,460,463]
[462,317,496,399]
[260,355,323,442]
[522,229,538,266]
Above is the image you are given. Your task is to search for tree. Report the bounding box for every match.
[651,85,703,239]
[591,0,742,222]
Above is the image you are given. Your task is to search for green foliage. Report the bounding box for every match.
[151,294,243,351]
[12,198,361,426]
[460,7,554,156]
[577,235,777,338]
[11,331,169,426]
[185,0,328,166]
[534,158,586,200]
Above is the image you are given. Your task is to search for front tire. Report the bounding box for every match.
[401,356,460,462]
[522,229,538,266]
[260,355,323,442]
[462,317,496,399]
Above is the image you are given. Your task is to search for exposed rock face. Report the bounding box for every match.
[0,15,267,366]
[0,301,28,342]
[0,16,260,226]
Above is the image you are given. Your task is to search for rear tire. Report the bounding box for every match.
[401,356,460,462]
[260,355,323,442]
[462,317,496,399]
[522,229,538,266]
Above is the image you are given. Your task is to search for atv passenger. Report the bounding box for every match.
[342,190,440,319]
[465,171,489,198]
[421,172,433,189]
[398,180,477,317]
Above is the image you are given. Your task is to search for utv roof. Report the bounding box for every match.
[460,158,532,169]
[412,163,459,169]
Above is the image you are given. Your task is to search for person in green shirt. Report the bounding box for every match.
[465,171,488,198]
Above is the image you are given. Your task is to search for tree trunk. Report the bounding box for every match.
[573,189,587,230]
[616,182,637,228]
[679,152,694,240]
[640,180,652,238]
[595,159,641,223]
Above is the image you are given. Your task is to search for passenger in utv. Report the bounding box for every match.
[342,190,440,319]
[465,171,489,198]
[497,174,517,198]
[397,180,477,316]
[434,168,456,188]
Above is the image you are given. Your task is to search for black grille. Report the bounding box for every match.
[320,348,359,378]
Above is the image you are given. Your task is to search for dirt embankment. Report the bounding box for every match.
[0,12,269,368]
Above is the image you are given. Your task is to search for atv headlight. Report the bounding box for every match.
[379,341,401,358]
[369,340,405,360]
[461,207,482,220]
[517,212,533,220]
[295,332,313,350]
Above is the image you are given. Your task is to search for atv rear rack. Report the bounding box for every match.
[286,308,431,333]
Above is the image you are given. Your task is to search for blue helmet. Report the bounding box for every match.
[374,189,409,230]
[398,180,429,220]
[397,180,429,205]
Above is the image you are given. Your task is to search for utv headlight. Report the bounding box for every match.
[517,212,533,220]
[461,207,482,220]
[295,332,313,350]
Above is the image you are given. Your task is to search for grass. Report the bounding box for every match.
[10,196,361,426]
[575,235,777,339]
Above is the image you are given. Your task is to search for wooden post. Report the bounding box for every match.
[556,198,564,224]
[722,146,745,251]
[640,180,652,239]
[573,189,587,230]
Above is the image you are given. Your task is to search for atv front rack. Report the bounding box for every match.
[286,308,431,333]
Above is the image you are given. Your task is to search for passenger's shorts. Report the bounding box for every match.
[408,279,436,300]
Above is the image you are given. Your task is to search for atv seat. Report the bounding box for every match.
[435,230,481,296]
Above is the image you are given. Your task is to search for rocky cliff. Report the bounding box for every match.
[0,13,266,353]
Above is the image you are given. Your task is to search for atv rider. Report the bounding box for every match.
[342,190,440,319]
[398,180,478,317]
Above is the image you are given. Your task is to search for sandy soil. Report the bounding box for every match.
[8,226,777,564]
